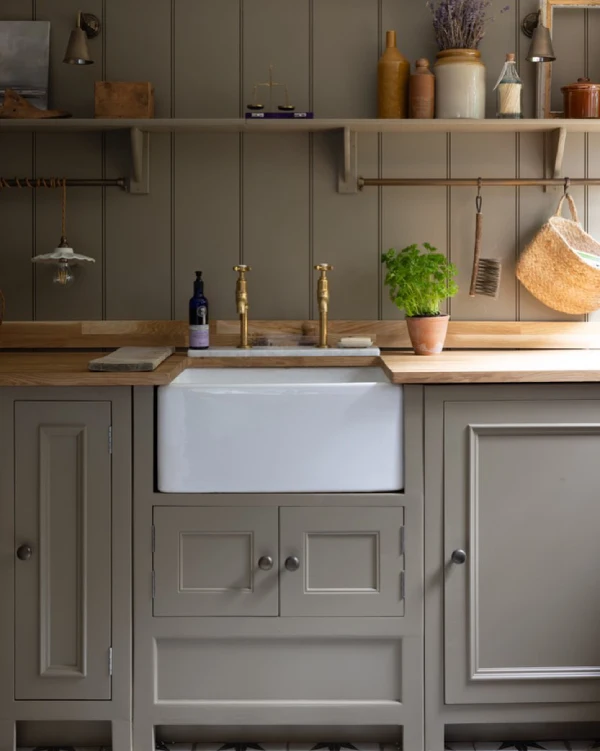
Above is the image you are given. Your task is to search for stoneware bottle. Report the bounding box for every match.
[434,48,486,119]
[378,30,410,118]
[409,58,435,119]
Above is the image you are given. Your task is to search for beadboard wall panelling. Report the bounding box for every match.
[104,0,172,320]
[450,133,517,320]
[173,134,240,321]
[381,134,448,320]
[2,0,600,323]
[313,0,379,319]
[0,1,34,320]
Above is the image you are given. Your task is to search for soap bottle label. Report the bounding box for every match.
[189,324,209,349]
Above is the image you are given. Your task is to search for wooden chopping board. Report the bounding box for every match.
[88,346,175,372]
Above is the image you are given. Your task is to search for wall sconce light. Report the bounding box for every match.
[522,10,557,62]
[63,11,101,66]
[32,182,95,287]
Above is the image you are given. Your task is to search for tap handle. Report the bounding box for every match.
[234,264,252,275]
[314,263,333,274]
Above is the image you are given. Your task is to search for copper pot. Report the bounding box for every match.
[562,77,600,118]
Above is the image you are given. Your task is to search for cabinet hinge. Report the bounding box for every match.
[400,571,406,601]
[151,525,155,553]
[400,525,405,556]
[151,570,156,599]
[108,647,113,676]
[108,426,113,454]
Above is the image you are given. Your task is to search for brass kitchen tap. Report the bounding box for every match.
[233,265,252,349]
[314,263,333,348]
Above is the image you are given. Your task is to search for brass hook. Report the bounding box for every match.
[476,177,483,213]
[564,177,571,196]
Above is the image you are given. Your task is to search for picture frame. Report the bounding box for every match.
[536,0,600,118]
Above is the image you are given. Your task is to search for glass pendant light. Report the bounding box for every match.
[32,180,95,286]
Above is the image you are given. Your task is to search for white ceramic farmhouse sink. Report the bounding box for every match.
[157,368,403,493]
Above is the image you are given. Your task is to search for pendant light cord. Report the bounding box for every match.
[61,178,67,238]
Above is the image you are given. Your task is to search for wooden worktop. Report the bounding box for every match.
[3,349,600,386]
[380,350,600,384]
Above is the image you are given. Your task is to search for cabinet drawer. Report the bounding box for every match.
[153,506,279,617]
[280,507,405,617]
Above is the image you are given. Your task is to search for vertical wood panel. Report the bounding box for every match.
[551,9,586,113]
[382,135,448,320]
[174,135,240,321]
[36,0,102,116]
[35,135,103,320]
[382,0,437,71]
[0,2,34,320]
[104,0,173,319]
[174,0,240,118]
[450,134,517,320]
[243,134,310,319]
[314,0,379,118]
[243,0,310,319]
[313,133,379,319]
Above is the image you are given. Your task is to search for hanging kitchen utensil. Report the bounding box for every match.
[469,179,502,298]
[517,178,600,314]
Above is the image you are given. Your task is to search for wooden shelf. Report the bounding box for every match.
[0,118,591,194]
[1,117,600,134]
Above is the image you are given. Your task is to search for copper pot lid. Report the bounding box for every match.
[562,77,600,92]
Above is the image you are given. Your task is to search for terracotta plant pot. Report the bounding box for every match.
[406,314,449,355]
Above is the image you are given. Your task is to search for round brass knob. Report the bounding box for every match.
[258,555,274,571]
[451,549,467,565]
[16,545,33,561]
[285,555,300,572]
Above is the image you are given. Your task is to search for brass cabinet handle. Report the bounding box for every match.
[285,555,300,572]
[16,544,33,561]
[258,555,274,571]
[451,549,467,565]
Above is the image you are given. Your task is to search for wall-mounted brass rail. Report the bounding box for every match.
[0,177,127,190]
[358,177,600,189]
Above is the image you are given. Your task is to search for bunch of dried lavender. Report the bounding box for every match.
[427,0,507,50]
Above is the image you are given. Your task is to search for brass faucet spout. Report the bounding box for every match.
[314,264,333,348]
[233,265,252,349]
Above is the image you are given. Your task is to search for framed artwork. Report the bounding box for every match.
[0,21,50,110]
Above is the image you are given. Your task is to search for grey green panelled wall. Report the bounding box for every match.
[2,0,600,323]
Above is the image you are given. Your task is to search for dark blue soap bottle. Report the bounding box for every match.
[189,271,209,350]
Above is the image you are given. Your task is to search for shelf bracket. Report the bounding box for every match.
[338,128,358,194]
[129,127,150,195]
[544,127,567,192]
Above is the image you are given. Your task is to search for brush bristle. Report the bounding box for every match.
[474,258,502,298]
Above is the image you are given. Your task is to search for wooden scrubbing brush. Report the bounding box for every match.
[469,182,502,298]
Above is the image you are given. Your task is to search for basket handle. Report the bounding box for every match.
[555,193,580,224]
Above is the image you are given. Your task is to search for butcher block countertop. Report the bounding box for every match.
[3,349,600,386]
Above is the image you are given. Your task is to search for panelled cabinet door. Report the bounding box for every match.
[14,401,112,701]
[279,507,405,616]
[444,398,600,705]
[153,507,279,616]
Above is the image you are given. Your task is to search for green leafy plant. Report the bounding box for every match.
[382,242,458,318]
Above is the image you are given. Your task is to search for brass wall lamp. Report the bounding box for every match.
[521,10,556,62]
[63,11,101,65]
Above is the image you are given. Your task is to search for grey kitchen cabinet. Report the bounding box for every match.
[152,506,406,617]
[0,387,132,751]
[439,391,600,706]
[14,400,112,701]
[153,506,279,617]
[280,506,405,616]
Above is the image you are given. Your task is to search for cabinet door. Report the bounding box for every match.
[14,401,112,701]
[444,398,600,705]
[280,507,405,616]
[153,507,279,616]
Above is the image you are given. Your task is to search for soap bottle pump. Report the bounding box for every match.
[189,271,209,350]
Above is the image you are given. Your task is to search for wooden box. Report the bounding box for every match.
[94,81,154,119]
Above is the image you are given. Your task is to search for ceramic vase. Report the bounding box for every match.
[377,30,410,118]
[406,314,449,356]
[434,48,485,119]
